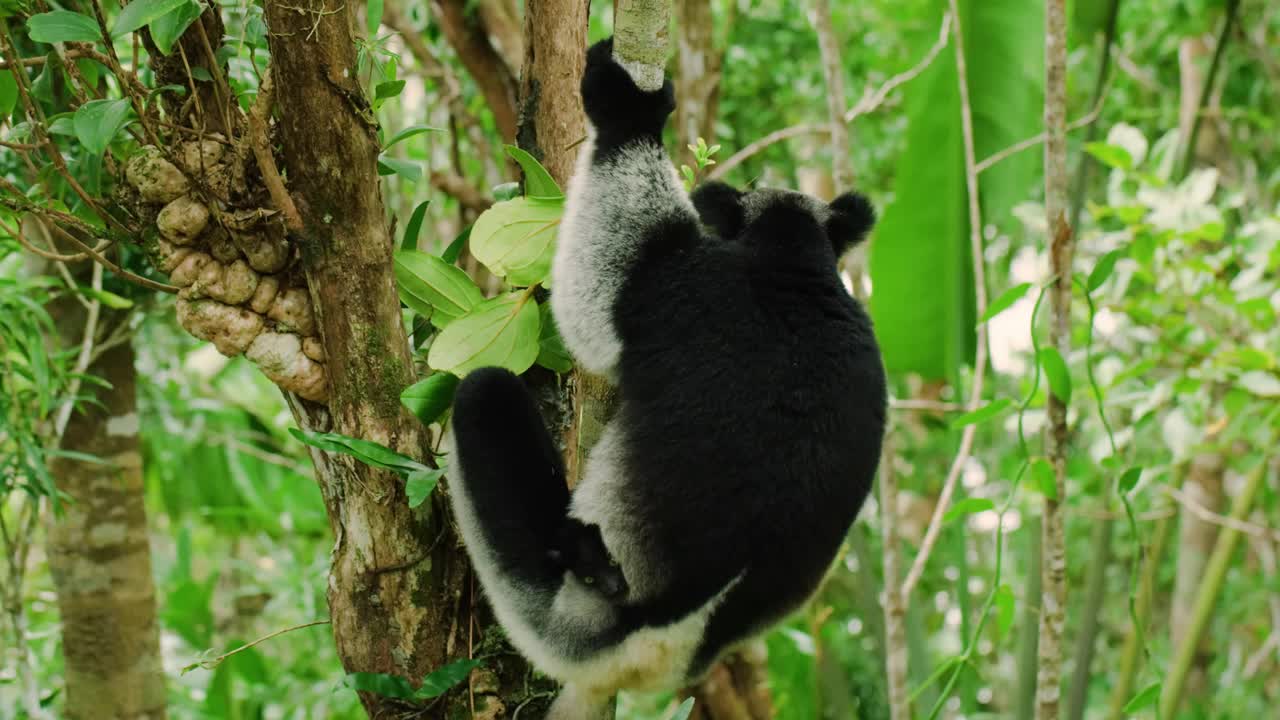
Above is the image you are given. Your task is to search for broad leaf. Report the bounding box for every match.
[378,156,422,183]
[1118,466,1142,493]
[414,658,481,699]
[73,99,131,156]
[1086,249,1123,292]
[1084,142,1133,170]
[394,249,485,329]
[1029,458,1058,499]
[536,302,574,373]
[1038,347,1072,403]
[505,144,563,198]
[949,398,1012,429]
[28,11,101,44]
[943,497,994,524]
[375,80,406,101]
[367,0,384,35]
[427,293,541,376]
[401,200,431,250]
[386,124,440,148]
[150,0,204,55]
[870,0,1043,380]
[0,72,18,120]
[405,468,443,508]
[401,373,461,426]
[469,196,563,287]
[1122,682,1161,713]
[978,283,1032,325]
[344,672,416,700]
[113,0,190,36]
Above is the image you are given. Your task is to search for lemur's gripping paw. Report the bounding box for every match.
[581,37,675,142]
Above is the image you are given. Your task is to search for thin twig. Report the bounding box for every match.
[974,87,1110,175]
[54,263,102,441]
[247,71,304,231]
[708,13,952,181]
[900,1,990,601]
[182,620,331,673]
[45,223,180,294]
[1163,485,1280,543]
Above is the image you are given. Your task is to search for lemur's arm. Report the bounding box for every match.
[551,39,700,377]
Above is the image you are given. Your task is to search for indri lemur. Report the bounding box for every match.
[446,37,887,719]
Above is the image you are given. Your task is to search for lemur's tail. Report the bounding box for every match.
[448,367,570,590]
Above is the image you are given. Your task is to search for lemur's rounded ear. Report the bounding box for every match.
[827,192,876,257]
[690,181,745,239]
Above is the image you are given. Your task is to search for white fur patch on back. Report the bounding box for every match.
[552,132,695,378]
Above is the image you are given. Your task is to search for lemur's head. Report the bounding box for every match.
[690,181,876,260]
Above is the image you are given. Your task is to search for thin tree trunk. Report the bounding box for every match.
[1014,516,1043,720]
[1036,0,1071,717]
[675,0,722,167]
[259,4,516,716]
[516,0,589,184]
[433,0,521,141]
[879,437,911,719]
[810,0,853,191]
[1168,454,1224,699]
[45,309,166,720]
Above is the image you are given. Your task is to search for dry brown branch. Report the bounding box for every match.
[430,171,494,213]
[247,73,304,231]
[708,13,951,181]
[1164,485,1280,543]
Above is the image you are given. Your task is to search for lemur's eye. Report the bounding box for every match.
[583,576,595,585]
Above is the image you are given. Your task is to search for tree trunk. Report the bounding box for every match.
[1168,453,1224,700]
[675,0,722,167]
[46,307,166,720]
[1037,0,1071,717]
[516,0,590,185]
[433,0,521,141]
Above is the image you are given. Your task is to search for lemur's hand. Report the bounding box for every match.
[581,38,675,143]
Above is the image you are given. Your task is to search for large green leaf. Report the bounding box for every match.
[469,196,563,287]
[505,144,563,198]
[73,98,131,156]
[394,249,485,329]
[869,0,1042,380]
[112,0,190,36]
[149,0,204,55]
[427,293,541,376]
[401,373,461,426]
[27,11,101,43]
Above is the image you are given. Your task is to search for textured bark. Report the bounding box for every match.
[1037,0,1071,717]
[878,438,910,720]
[46,309,166,720]
[516,0,589,184]
[810,0,853,191]
[260,4,507,716]
[675,0,722,166]
[433,0,521,141]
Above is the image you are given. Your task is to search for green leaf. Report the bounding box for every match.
[994,584,1015,639]
[386,123,441,148]
[27,12,102,44]
[367,0,384,35]
[1038,347,1072,403]
[504,144,562,198]
[401,373,461,426]
[0,72,18,121]
[469,196,563,286]
[150,0,204,55]
[378,156,422,183]
[344,672,416,700]
[665,698,696,720]
[401,200,431,250]
[1029,458,1058,499]
[375,80,406,101]
[190,66,213,82]
[288,429,427,475]
[1084,142,1133,170]
[949,398,1013,429]
[406,468,443,508]
[414,658,481,699]
[1122,682,1161,713]
[492,182,521,202]
[1118,466,1142,493]
[73,98,132,156]
[78,286,133,309]
[943,497,994,524]
[978,283,1032,325]
[427,293,541,376]
[394,249,486,329]
[870,0,1043,380]
[113,0,190,36]
[1086,249,1123,292]
[535,302,574,373]
[442,226,470,265]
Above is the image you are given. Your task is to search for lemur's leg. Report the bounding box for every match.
[551,39,700,378]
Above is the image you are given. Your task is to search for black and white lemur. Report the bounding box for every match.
[446,37,887,719]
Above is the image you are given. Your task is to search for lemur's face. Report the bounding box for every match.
[690,181,875,258]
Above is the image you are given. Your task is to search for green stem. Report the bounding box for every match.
[1158,459,1270,717]
[1068,0,1122,233]
[1106,514,1172,719]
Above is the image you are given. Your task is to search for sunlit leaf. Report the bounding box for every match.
[943,498,994,524]
[1122,682,1161,713]
[288,429,427,475]
[427,293,541,376]
[1086,250,1123,292]
[1038,347,1072,403]
[113,0,190,36]
[978,283,1032,325]
[1118,466,1142,493]
[949,398,1013,428]
[1239,370,1280,398]
[385,123,442,148]
[150,0,204,55]
[394,249,485,329]
[377,156,422,183]
[469,196,563,286]
[405,468,443,508]
[375,80,406,101]
[1084,142,1133,170]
